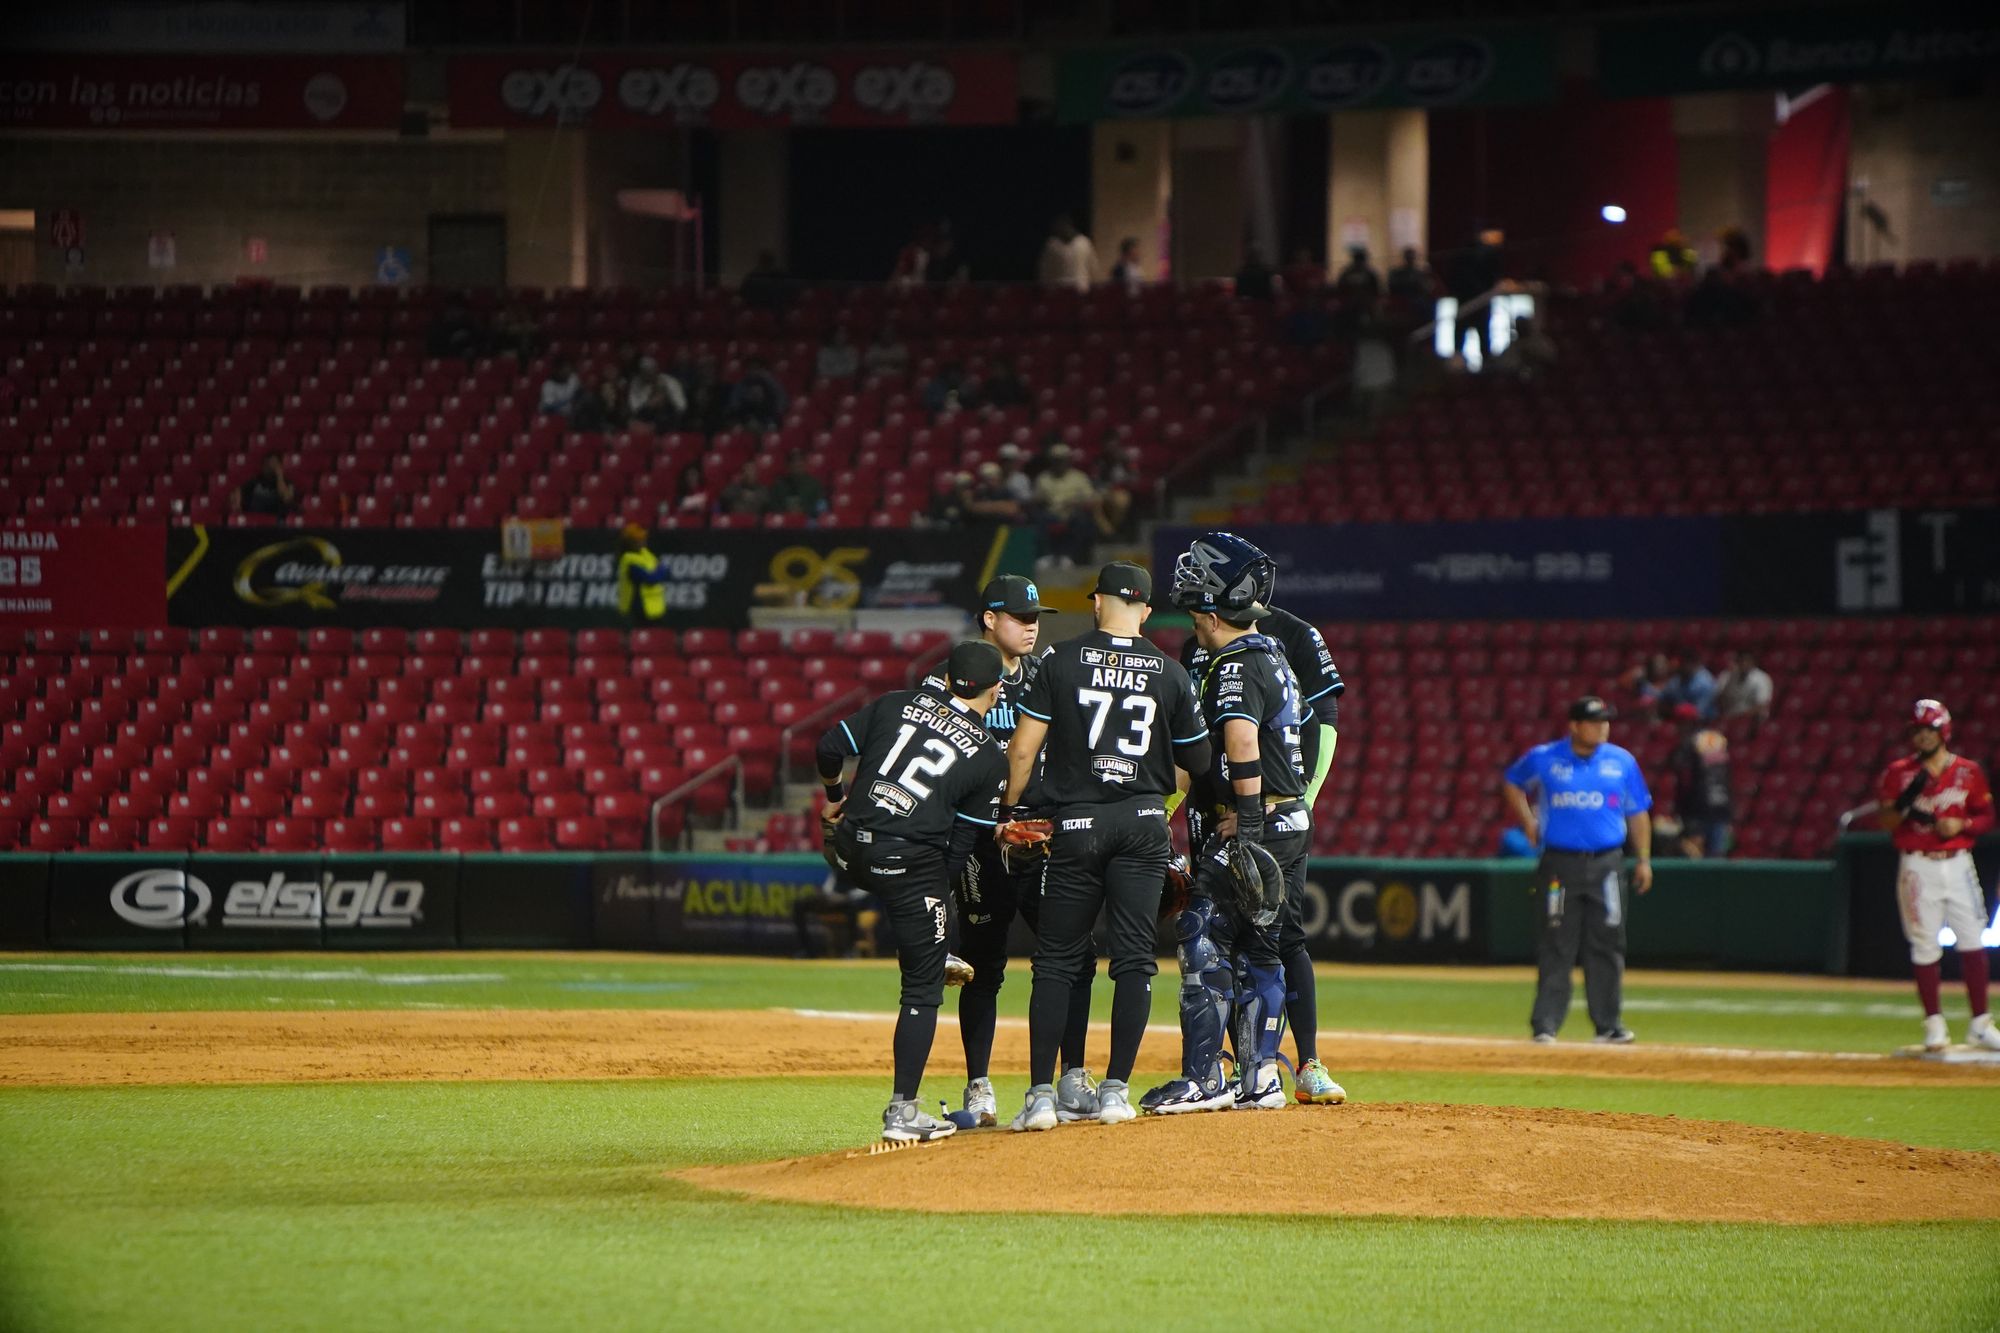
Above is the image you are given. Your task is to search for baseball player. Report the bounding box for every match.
[1142,548,1338,1114]
[920,575,1101,1126]
[1169,531,1348,1103]
[1875,699,1999,1052]
[817,640,1011,1142]
[1003,561,1211,1130]
[1502,696,1653,1043]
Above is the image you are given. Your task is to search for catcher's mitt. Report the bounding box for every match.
[995,817,1053,875]
[1221,838,1284,928]
[1158,852,1194,920]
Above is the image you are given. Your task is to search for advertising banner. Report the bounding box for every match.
[458,855,593,949]
[0,855,51,950]
[1299,861,1491,962]
[1721,506,2000,617]
[1157,517,1721,622]
[1,526,165,629]
[184,853,327,950]
[320,854,458,949]
[165,524,990,629]
[0,55,405,131]
[2,4,406,53]
[1598,6,2000,97]
[47,855,190,950]
[591,854,829,953]
[448,51,1018,129]
[1055,27,1554,122]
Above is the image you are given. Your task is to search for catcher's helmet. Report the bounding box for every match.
[1910,698,1953,743]
[1171,531,1276,617]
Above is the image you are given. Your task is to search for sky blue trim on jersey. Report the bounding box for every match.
[1016,702,1052,721]
[1172,728,1210,744]
[1210,711,1258,725]
[1302,682,1340,702]
[840,720,859,753]
[954,810,999,826]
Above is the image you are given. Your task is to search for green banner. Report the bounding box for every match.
[1598,6,2000,97]
[1055,28,1556,122]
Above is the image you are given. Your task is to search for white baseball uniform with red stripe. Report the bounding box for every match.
[1876,753,1996,965]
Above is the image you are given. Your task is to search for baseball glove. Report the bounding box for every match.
[1221,838,1285,928]
[995,817,1053,875]
[1158,852,1194,920]
[819,800,845,872]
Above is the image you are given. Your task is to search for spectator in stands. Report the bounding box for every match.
[740,250,791,311]
[1334,246,1381,313]
[231,452,296,518]
[996,443,1035,506]
[922,362,972,417]
[1033,442,1099,568]
[1235,246,1280,301]
[890,223,932,289]
[1655,648,1717,718]
[614,339,646,382]
[970,462,1024,522]
[1718,226,1754,274]
[863,322,910,377]
[928,471,979,528]
[427,301,480,358]
[1490,315,1558,380]
[492,306,540,357]
[674,461,710,514]
[1285,246,1327,294]
[1349,310,1398,415]
[628,361,686,430]
[1711,651,1774,723]
[571,378,628,434]
[1448,227,1507,363]
[1387,247,1434,305]
[926,223,969,284]
[719,462,768,516]
[727,358,789,431]
[1091,444,1137,542]
[765,450,826,518]
[1668,704,1734,858]
[1624,650,1673,710]
[681,354,729,434]
[816,326,861,382]
[1649,229,1698,281]
[980,358,1030,410]
[1110,237,1144,293]
[1039,215,1097,292]
[539,359,582,418]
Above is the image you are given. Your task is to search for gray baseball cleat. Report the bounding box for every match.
[883,1097,957,1143]
[1010,1083,1058,1132]
[961,1077,998,1128]
[1054,1065,1100,1121]
[1096,1079,1137,1124]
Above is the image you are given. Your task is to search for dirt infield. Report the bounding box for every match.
[679,1104,2000,1224]
[4,1007,1998,1088]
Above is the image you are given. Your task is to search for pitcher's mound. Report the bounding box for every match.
[679,1102,2000,1223]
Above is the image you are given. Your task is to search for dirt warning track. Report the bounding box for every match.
[4,1007,1998,1088]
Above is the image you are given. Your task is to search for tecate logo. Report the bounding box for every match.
[734,62,838,118]
[852,62,957,117]
[1302,42,1392,108]
[110,870,213,928]
[1106,51,1194,115]
[500,65,603,120]
[617,63,721,118]
[1400,37,1494,105]
[1205,47,1291,113]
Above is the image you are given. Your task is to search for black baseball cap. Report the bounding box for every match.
[1569,696,1617,722]
[946,640,1005,697]
[1093,560,1152,604]
[982,574,1049,618]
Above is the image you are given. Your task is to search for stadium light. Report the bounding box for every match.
[1601,204,1628,224]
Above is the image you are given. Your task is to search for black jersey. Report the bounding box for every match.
[1018,630,1207,806]
[1194,632,1307,803]
[831,686,1007,847]
[1181,605,1343,723]
[922,646,1048,751]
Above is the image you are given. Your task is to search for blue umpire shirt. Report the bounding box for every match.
[1503,739,1652,854]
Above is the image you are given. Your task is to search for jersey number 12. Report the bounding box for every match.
[880,723,958,797]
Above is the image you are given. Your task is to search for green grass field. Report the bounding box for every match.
[3,953,1998,1331]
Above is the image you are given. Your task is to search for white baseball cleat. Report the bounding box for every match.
[1968,1015,2000,1052]
[1922,1014,1950,1052]
[1096,1079,1137,1124]
[961,1077,998,1127]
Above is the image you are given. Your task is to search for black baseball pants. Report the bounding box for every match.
[840,829,952,1098]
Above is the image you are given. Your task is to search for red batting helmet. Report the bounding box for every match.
[1910,698,1953,742]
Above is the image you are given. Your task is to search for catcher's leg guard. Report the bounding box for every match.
[1174,898,1233,1094]
[1232,958,1287,1066]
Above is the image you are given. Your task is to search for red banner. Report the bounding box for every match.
[448,51,1018,129]
[0,527,166,629]
[0,55,404,130]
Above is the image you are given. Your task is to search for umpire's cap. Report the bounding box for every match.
[1093,560,1152,604]
[946,640,1005,698]
[1568,695,1617,722]
[982,574,1049,618]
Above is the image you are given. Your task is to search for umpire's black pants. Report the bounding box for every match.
[1530,847,1628,1038]
[839,827,951,1097]
[1029,796,1171,1087]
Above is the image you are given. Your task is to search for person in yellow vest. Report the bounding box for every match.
[616,523,666,622]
